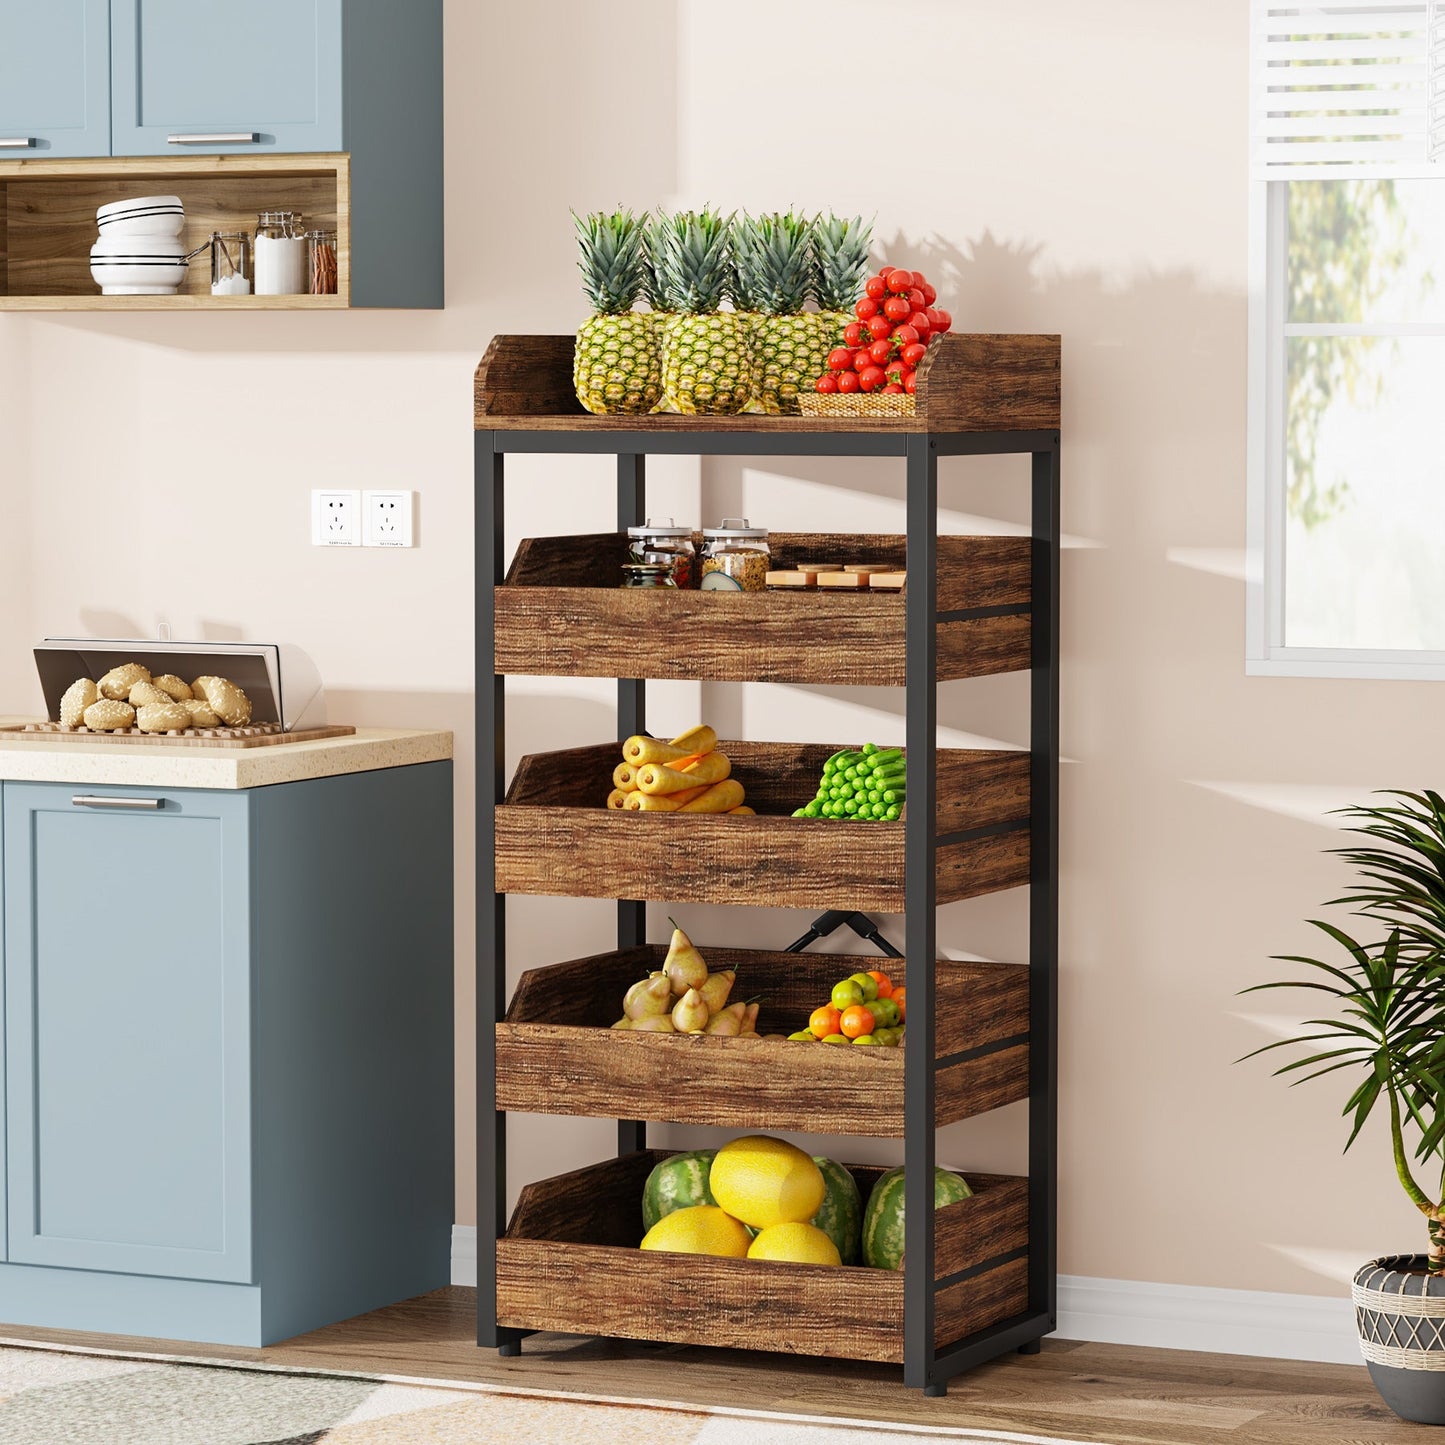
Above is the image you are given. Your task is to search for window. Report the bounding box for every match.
[1247,1,1445,678]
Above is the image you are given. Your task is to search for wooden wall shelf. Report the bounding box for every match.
[495,741,1030,911]
[475,333,1061,433]
[0,153,349,309]
[495,1151,1029,1363]
[497,945,1029,1135]
[497,532,1030,685]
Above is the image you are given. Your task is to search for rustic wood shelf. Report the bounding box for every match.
[497,945,1028,1135]
[496,741,1029,911]
[497,532,1030,685]
[474,333,1061,1392]
[496,1151,1029,1363]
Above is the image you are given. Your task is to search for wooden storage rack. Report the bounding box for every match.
[475,330,1060,1394]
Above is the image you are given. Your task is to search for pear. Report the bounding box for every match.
[719,1001,747,1024]
[624,973,673,1019]
[697,968,736,1015]
[742,1002,760,1035]
[612,1017,633,1030]
[663,917,708,995]
[672,987,710,1033]
[630,1014,677,1033]
[705,1011,742,1036]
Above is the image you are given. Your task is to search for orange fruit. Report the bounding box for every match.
[866,970,894,999]
[809,1004,842,1039]
[891,986,906,1022]
[839,1004,876,1039]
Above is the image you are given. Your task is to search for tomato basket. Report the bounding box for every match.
[797,392,917,419]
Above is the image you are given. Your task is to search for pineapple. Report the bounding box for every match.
[572,209,660,415]
[654,209,754,415]
[733,210,824,415]
[809,212,874,356]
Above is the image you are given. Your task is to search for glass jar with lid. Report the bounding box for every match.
[700,519,771,592]
[627,517,696,589]
[254,211,306,295]
[620,562,676,589]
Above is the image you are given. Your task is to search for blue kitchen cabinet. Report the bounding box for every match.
[0,762,454,1346]
[109,0,343,155]
[0,0,111,157]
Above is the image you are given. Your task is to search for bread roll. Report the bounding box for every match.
[83,699,136,732]
[59,678,98,728]
[136,701,193,734]
[190,675,251,726]
[97,663,150,700]
[185,699,220,728]
[129,681,173,708]
[151,674,193,702]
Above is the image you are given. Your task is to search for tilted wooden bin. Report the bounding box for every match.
[493,741,1030,912]
[495,1151,1029,1364]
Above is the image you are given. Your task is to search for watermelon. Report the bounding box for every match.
[641,1149,718,1232]
[861,1166,972,1270]
[810,1157,863,1265]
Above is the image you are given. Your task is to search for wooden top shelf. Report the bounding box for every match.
[474,332,1060,436]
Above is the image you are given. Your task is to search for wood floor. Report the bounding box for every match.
[0,1287,1416,1444]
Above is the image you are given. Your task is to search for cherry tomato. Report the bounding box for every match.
[865,275,887,300]
[933,307,952,332]
[853,347,874,372]
[858,365,886,392]
[907,287,926,309]
[885,267,913,294]
[882,382,904,394]
[884,357,910,383]
[837,369,861,394]
[910,270,926,288]
[843,321,864,347]
[868,338,893,365]
[882,295,911,322]
[827,346,853,372]
[920,281,937,305]
[855,296,879,319]
[901,342,927,366]
[904,371,918,394]
[924,307,944,329]
[908,311,932,335]
[815,373,838,393]
[867,315,893,342]
[892,324,920,347]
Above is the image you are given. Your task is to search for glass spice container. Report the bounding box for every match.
[620,562,677,589]
[209,231,252,296]
[254,211,306,295]
[700,519,771,591]
[627,518,696,589]
[306,228,338,295]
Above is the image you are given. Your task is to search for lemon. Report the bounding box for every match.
[709,1135,826,1229]
[639,1204,751,1257]
[747,1221,842,1266]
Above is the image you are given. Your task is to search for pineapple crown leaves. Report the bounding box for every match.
[811,212,876,310]
[651,207,736,315]
[731,210,815,316]
[572,207,651,315]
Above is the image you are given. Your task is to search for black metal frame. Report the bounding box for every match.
[475,424,1060,1392]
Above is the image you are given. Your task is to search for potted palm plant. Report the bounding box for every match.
[1246,790,1445,1425]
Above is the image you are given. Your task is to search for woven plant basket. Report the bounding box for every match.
[1353,1256,1445,1423]
[796,392,916,420]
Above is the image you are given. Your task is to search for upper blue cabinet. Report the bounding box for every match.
[110,0,343,155]
[0,0,111,157]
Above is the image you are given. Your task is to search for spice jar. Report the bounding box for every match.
[209,231,252,296]
[254,211,306,295]
[620,562,676,589]
[700,519,771,592]
[627,518,696,589]
[306,228,338,295]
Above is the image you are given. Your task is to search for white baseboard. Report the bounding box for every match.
[449,1226,1360,1366]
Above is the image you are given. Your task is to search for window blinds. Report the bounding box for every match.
[1251,1,1444,175]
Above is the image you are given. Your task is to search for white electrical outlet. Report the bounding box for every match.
[312,489,361,546]
[363,489,415,547]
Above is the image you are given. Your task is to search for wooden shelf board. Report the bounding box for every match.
[0,294,349,311]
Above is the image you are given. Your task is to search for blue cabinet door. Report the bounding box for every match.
[0,0,110,157]
[2,784,254,1284]
[110,0,342,155]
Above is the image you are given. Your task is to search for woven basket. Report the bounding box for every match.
[797,392,916,420]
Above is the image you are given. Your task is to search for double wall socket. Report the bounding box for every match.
[311,489,416,547]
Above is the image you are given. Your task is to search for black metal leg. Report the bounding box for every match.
[1028,442,1061,1337]
[1018,1338,1043,1355]
[924,1382,948,1398]
[476,432,520,1352]
[903,435,939,1391]
[616,452,648,1156]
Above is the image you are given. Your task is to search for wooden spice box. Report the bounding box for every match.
[495,1150,1030,1362]
[495,532,1030,685]
[496,944,1028,1134]
[494,741,1030,911]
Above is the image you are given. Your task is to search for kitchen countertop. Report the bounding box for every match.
[0,718,453,790]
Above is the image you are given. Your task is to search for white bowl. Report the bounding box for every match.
[96,195,185,238]
[91,233,188,260]
[90,258,188,295]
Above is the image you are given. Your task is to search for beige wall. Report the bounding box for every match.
[0,0,1426,1299]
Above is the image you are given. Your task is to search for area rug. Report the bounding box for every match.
[0,1341,1095,1445]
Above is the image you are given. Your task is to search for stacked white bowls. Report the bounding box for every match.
[90,195,188,295]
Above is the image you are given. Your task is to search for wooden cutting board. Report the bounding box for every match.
[0,724,357,749]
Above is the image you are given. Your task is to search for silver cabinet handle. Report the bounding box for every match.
[71,795,163,811]
[0,137,34,149]
[167,132,258,145]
